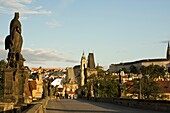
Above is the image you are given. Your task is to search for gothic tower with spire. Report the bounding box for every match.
[80,51,87,86]
[167,42,170,59]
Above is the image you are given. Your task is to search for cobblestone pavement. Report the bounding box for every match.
[46,99,168,113]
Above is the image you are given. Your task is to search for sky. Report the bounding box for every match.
[0,0,170,70]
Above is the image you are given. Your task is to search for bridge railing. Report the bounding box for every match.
[88,97,170,112]
[23,97,48,113]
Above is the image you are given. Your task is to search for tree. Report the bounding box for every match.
[140,65,165,78]
[141,76,160,99]
[140,64,164,99]
[129,65,139,74]
[85,70,119,98]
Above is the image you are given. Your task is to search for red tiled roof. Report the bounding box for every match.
[127,81,170,94]
[31,68,61,72]
[68,91,75,94]
[156,81,170,93]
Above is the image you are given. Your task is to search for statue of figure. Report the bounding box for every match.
[5,12,24,68]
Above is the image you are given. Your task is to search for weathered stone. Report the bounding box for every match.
[3,68,30,104]
[5,12,24,69]
[2,13,30,111]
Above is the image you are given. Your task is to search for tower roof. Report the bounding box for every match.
[87,52,95,69]
[81,50,86,59]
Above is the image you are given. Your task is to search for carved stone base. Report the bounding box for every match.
[3,67,30,105]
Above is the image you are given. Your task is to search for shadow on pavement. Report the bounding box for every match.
[76,99,122,112]
[46,107,119,113]
[75,98,169,113]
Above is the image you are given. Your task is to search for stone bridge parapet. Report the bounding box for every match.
[89,97,170,112]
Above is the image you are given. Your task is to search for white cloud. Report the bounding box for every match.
[0,47,79,68]
[0,39,4,46]
[0,0,51,15]
[0,49,7,60]
[20,16,28,20]
[19,0,32,3]
[34,6,43,10]
[22,48,79,67]
[46,20,61,28]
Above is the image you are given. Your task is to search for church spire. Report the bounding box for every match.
[81,50,86,60]
[167,42,170,59]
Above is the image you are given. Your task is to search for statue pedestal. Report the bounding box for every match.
[3,68,30,105]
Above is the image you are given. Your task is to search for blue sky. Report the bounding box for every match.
[0,0,170,69]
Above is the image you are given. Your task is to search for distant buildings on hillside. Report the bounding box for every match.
[109,42,170,73]
[28,42,170,100]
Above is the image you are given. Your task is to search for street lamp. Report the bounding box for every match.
[138,74,143,99]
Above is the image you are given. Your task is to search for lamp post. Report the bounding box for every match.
[138,74,143,99]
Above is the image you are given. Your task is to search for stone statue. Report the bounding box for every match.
[3,12,30,105]
[5,12,24,68]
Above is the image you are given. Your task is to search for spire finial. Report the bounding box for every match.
[82,50,85,56]
[81,50,86,59]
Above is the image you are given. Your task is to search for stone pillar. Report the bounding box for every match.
[3,68,16,101]
[3,68,30,104]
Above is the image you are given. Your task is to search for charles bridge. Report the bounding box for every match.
[0,12,170,113]
[1,97,170,112]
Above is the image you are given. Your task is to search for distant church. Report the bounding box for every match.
[109,42,170,73]
[73,51,97,87]
[80,52,97,86]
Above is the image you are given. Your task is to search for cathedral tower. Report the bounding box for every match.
[167,42,170,59]
[80,51,87,86]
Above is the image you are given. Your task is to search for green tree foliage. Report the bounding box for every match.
[141,76,160,99]
[129,65,139,74]
[139,64,165,99]
[86,70,119,98]
[140,65,165,78]
[121,68,128,73]
[128,76,160,99]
